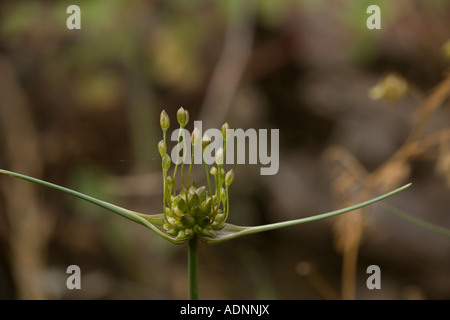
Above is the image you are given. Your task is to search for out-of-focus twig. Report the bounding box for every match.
[0,55,54,299]
[325,70,450,300]
[296,261,340,300]
[199,0,257,127]
[369,72,450,189]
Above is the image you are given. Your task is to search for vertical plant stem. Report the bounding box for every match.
[205,162,212,196]
[173,126,183,191]
[181,125,187,187]
[162,130,167,208]
[224,186,230,222]
[188,237,199,300]
[187,153,194,187]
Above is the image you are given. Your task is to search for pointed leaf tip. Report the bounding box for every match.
[201,183,412,244]
[0,169,187,244]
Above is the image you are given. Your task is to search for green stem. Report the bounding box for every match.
[172,126,183,192]
[225,185,230,221]
[181,125,187,187]
[216,164,223,207]
[162,130,167,208]
[383,203,450,238]
[187,152,194,187]
[205,162,212,197]
[188,237,199,300]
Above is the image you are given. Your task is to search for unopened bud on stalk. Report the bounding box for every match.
[195,186,206,198]
[200,227,215,238]
[221,122,230,140]
[202,134,211,151]
[191,127,201,145]
[210,167,218,176]
[181,214,196,227]
[158,140,164,156]
[177,107,189,126]
[215,148,224,165]
[225,169,234,186]
[166,176,174,188]
[160,110,170,131]
[198,216,210,227]
[162,154,171,170]
[176,229,186,239]
[193,225,202,234]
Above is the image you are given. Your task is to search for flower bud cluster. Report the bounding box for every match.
[163,184,228,240]
[159,107,234,242]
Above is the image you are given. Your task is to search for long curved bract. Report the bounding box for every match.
[0,169,411,244]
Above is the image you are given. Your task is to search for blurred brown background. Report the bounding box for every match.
[0,0,449,300]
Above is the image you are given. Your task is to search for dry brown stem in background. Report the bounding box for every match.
[324,70,450,300]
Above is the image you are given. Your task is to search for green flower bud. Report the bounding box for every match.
[180,214,196,227]
[172,194,181,205]
[193,224,202,234]
[185,228,193,237]
[164,206,172,216]
[212,214,224,226]
[160,110,170,131]
[210,167,217,176]
[195,186,206,199]
[173,206,183,217]
[191,127,201,145]
[198,216,210,227]
[158,140,165,156]
[177,198,187,212]
[191,205,202,217]
[177,107,189,126]
[188,192,200,207]
[176,229,186,239]
[220,188,226,201]
[200,198,212,216]
[215,147,224,165]
[221,122,230,140]
[188,184,196,193]
[202,134,211,151]
[166,176,174,188]
[200,226,215,238]
[167,217,177,226]
[225,169,234,186]
[162,153,171,170]
[167,228,178,236]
